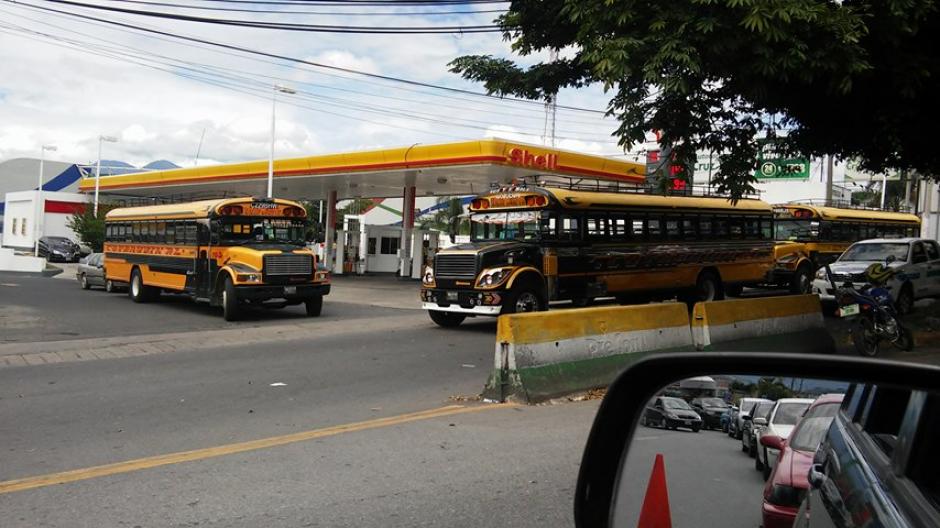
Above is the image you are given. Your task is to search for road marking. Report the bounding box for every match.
[0,403,512,495]
[0,283,19,287]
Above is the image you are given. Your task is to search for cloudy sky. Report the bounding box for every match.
[0,1,638,169]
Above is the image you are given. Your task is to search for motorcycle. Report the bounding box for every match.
[825,264,913,357]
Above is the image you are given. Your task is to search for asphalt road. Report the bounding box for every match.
[618,425,767,528]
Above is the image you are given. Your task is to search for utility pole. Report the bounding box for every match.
[825,155,834,204]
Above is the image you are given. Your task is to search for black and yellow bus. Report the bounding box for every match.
[768,203,921,294]
[419,184,775,327]
[103,197,330,321]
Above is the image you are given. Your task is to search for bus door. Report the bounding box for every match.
[194,220,212,298]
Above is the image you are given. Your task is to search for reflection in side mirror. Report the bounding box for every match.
[753,417,768,426]
[886,254,897,264]
[575,353,940,528]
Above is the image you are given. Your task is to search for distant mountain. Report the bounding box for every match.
[143,160,180,170]
[100,160,135,168]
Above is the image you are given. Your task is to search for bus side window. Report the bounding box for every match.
[664,216,681,240]
[141,222,151,243]
[631,218,647,241]
[155,222,166,242]
[681,218,696,240]
[647,216,663,241]
[714,217,729,237]
[744,217,760,239]
[699,216,713,239]
[539,213,557,240]
[587,215,608,240]
[610,215,627,241]
[559,215,581,241]
[760,218,772,240]
[166,222,176,244]
[105,224,113,241]
[131,222,140,243]
[819,222,833,241]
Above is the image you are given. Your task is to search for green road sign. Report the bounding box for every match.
[755,158,810,180]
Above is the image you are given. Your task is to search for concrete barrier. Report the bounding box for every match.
[483,303,694,403]
[691,295,834,354]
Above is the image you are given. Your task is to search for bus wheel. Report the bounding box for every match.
[305,295,323,317]
[502,285,545,314]
[789,264,813,295]
[222,276,240,321]
[428,310,465,328]
[692,270,724,303]
[129,269,155,303]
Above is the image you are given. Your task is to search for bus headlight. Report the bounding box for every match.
[477,267,512,288]
[422,266,435,286]
[237,273,261,283]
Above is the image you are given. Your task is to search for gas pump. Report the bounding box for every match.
[343,215,365,275]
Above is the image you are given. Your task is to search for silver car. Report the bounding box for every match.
[76,253,114,291]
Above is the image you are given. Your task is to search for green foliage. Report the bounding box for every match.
[67,205,111,252]
[755,377,795,400]
[450,0,940,199]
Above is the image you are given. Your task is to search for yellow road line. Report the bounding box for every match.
[0,403,512,495]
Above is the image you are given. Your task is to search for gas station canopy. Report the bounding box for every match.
[78,139,645,200]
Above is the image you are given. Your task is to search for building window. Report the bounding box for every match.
[380,237,400,255]
[368,237,377,255]
[21,218,27,236]
[12,218,18,235]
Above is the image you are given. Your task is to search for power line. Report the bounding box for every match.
[33,0,503,33]
[6,0,607,114]
[109,0,507,16]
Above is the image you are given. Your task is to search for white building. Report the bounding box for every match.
[1,190,89,250]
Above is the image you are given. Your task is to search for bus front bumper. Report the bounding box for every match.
[236,283,330,302]
[420,288,503,316]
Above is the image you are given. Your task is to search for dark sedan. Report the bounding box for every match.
[640,396,703,432]
[37,236,81,262]
[691,397,731,430]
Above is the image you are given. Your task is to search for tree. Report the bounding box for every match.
[450,1,940,199]
[755,377,794,401]
[67,205,111,252]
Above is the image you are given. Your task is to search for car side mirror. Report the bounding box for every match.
[760,434,784,450]
[753,417,768,426]
[574,353,940,528]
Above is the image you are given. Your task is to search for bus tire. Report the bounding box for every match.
[222,275,240,321]
[687,270,724,304]
[305,295,323,317]
[789,264,813,295]
[428,310,465,328]
[129,268,157,303]
[502,283,546,315]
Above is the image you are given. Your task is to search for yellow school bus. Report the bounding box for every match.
[419,184,775,327]
[769,203,921,294]
[104,197,330,320]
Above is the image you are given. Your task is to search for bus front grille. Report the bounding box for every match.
[264,254,313,277]
[435,254,477,279]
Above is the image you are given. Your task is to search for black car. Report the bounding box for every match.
[640,396,703,432]
[690,397,731,430]
[741,400,775,458]
[795,383,940,527]
[37,236,81,262]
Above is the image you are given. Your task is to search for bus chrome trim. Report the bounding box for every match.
[421,302,501,316]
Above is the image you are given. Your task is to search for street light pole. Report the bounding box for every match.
[94,135,118,216]
[268,84,296,199]
[35,144,57,257]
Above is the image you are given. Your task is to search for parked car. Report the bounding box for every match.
[761,394,844,528]
[812,237,940,314]
[741,400,775,457]
[690,397,731,430]
[756,398,814,479]
[639,396,702,432]
[76,253,114,291]
[729,397,772,439]
[794,384,939,527]
[37,236,81,262]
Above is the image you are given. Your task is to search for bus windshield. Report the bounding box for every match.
[220,218,305,246]
[775,219,818,241]
[470,211,540,242]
